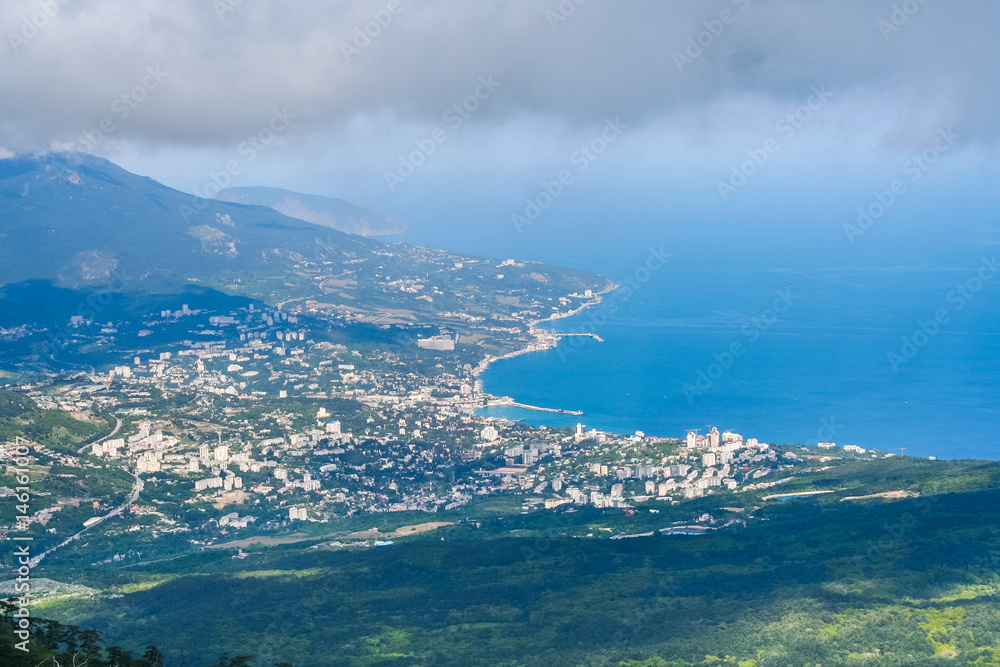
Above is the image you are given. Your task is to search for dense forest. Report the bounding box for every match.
[1,601,286,667]
[9,470,999,667]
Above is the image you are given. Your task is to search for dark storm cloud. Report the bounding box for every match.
[1,0,998,153]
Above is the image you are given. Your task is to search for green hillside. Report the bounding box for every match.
[0,153,609,317]
[17,458,1000,667]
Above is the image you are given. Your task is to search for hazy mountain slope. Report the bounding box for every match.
[0,152,369,291]
[215,186,407,237]
[0,152,611,321]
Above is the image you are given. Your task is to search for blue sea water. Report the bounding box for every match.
[472,238,1000,460]
[393,181,1000,460]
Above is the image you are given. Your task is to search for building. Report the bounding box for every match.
[194,476,224,491]
[136,451,160,472]
[417,335,455,351]
[481,424,500,442]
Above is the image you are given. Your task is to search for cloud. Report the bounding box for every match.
[0,0,997,204]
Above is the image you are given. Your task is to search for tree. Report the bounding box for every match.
[209,654,257,667]
[137,646,165,667]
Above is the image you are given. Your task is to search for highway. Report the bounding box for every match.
[29,468,143,568]
[78,415,123,455]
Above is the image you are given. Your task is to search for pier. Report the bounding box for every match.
[529,331,605,343]
[557,332,604,342]
[486,397,583,416]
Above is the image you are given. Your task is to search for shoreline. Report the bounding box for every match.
[472,281,618,417]
[472,281,618,378]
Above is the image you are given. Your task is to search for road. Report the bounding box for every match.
[274,269,357,310]
[78,415,123,455]
[48,351,96,376]
[29,469,143,568]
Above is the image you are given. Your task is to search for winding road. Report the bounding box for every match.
[29,468,143,568]
[78,416,123,455]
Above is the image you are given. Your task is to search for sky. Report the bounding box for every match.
[2,0,999,266]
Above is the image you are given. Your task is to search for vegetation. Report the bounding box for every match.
[15,467,1000,667]
[0,387,105,452]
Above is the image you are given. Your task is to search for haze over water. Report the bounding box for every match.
[10,0,998,459]
[396,182,1000,461]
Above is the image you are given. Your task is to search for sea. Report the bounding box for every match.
[389,191,1000,460]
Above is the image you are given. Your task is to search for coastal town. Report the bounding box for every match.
[0,295,888,566]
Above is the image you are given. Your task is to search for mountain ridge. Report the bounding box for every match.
[214,185,407,237]
[0,151,611,324]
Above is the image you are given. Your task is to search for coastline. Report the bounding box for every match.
[471,281,619,416]
[472,280,618,378]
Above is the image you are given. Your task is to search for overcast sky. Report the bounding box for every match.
[2,0,998,261]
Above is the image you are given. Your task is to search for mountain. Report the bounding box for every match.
[214,186,407,237]
[0,152,368,291]
[0,152,610,322]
